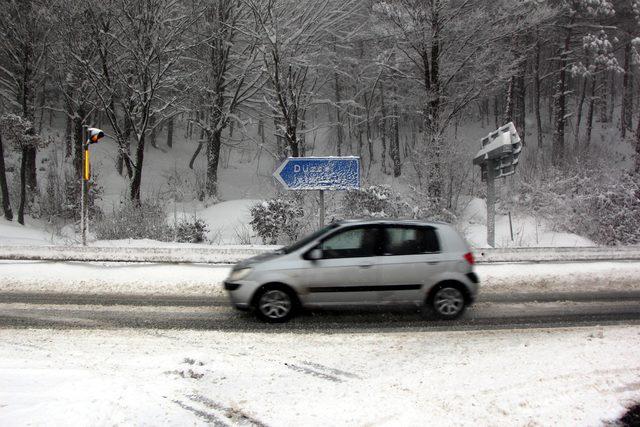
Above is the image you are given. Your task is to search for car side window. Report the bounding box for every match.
[319,227,379,259]
[383,226,440,255]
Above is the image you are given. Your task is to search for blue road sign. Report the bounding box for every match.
[273,156,360,190]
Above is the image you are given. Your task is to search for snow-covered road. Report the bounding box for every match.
[1,326,639,426]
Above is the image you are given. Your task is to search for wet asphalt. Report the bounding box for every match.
[0,290,639,333]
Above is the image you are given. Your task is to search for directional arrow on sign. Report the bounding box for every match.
[273,157,360,190]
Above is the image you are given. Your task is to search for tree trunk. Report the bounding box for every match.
[391,100,401,177]
[166,117,174,148]
[586,77,596,147]
[274,117,286,160]
[72,106,85,180]
[636,107,640,173]
[38,76,46,134]
[609,70,616,122]
[25,146,37,193]
[364,92,373,170]
[552,24,572,165]
[504,77,514,124]
[599,71,608,123]
[116,134,133,178]
[299,110,307,157]
[18,148,27,225]
[574,76,587,147]
[286,125,299,157]
[130,134,146,202]
[426,1,442,203]
[334,72,343,156]
[622,42,632,138]
[117,113,133,177]
[0,133,13,220]
[379,83,388,174]
[64,112,72,158]
[205,129,223,198]
[515,72,526,146]
[534,31,543,147]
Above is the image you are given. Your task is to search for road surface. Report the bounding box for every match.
[0,291,639,331]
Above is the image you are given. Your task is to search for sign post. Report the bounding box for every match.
[273,156,360,228]
[80,126,105,246]
[472,122,522,248]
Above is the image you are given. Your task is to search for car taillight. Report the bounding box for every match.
[463,252,475,265]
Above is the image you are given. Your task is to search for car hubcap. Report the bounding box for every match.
[259,290,292,319]
[434,287,464,316]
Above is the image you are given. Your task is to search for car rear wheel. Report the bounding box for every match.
[255,287,296,322]
[429,286,466,320]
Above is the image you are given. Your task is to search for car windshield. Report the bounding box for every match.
[280,223,340,254]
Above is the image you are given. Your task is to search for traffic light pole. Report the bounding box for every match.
[486,159,496,248]
[81,125,88,246]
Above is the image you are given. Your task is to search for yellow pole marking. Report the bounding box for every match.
[84,149,90,181]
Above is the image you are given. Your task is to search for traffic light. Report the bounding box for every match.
[87,128,105,144]
[473,122,521,181]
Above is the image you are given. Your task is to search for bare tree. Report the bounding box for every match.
[0,130,12,220]
[0,0,50,203]
[0,114,46,224]
[245,0,360,158]
[550,0,615,165]
[374,0,518,207]
[189,0,262,199]
[76,0,198,201]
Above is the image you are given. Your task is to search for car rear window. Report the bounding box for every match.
[383,226,440,255]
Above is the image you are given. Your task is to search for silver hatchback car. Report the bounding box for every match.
[224,219,479,322]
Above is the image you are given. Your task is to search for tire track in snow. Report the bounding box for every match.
[187,394,269,427]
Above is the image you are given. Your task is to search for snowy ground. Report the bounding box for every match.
[1,325,639,426]
[459,197,595,248]
[1,260,639,297]
[0,196,597,248]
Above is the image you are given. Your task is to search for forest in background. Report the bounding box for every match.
[0,0,639,245]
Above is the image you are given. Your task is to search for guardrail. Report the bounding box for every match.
[1,245,640,264]
[474,246,640,263]
[0,245,267,264]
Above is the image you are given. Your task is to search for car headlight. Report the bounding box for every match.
[228,267,252,282]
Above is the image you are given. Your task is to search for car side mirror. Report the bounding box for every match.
[307,248,323,261]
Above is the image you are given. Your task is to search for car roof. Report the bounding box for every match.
[334,218,450,228]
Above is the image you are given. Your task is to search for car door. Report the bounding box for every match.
[376,225,444,304]
[301,225,382,306]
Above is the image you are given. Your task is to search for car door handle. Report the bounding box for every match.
[359,264,373,269]
[427,261,440,265]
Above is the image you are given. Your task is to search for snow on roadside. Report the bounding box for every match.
[476,261,640,294]
[193,199,260,244]
[1,260,640,297]
[0,325,639,426]
[0,217,56,246]
[459,197,595,248]
[0,261,230,296]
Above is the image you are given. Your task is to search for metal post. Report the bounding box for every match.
[319,189,325,228]
[81,125,88,246]
[486,159,496,248]
[508,211,514,242]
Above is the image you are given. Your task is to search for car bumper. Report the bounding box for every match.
[465,272,479,305]
[224,279,258,310]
